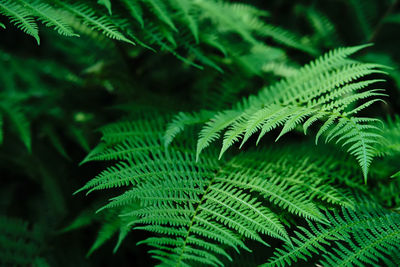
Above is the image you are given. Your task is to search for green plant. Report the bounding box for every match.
[1,0,400,266]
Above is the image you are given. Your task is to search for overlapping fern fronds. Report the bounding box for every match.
[166,44,387,181]
[77,116,357,266]
[1,0,400,266]
[265,203,400,267]
[0,0,316,72]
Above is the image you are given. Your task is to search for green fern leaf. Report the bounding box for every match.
[190,45,386,181]
[98,0,112,15]
[0,103,31,152]
[265,204,400,267]
[196,110,242,161]
[164,111,214,148]
[171,0,198,42]
[55,1,135,45]
[121,0,144,28]
[79,117,360,266]
[145,0,177,31]
[0,0,39,44]
[17,0,79,37]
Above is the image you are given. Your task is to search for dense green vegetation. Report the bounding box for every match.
[1,0,400,266]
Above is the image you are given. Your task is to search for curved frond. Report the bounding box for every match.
[54,1,134,45]
[18,0,78,37]
[0,0,39,43]
[190,45,386,181]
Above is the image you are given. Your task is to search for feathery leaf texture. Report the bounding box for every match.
[0,0,317,70]
[0,0,39,44]
[78,118,357,265]
[18,0,79,37]
[1,0,400,266]
[54,1,134,45]
[265,204,400,267]
[166,45,387,181]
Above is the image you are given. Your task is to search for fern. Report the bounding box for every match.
[2,0,400,266]
[0,100,31,152]
[0,0,39,43]
[348,0,376,41]
[0,0,318,73]
[17,0,78,37]
[54,1,135,45]
[77,117,361,266]
[265,203,400,267]
[167,44,387,181]
[377,116,400,156]
[296,5,340,48]
[145,0,177,32]
[98,0,112,15]
[121,0,144,28]
[171,0,198,42]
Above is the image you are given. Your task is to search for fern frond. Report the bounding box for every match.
[98,146,341,265]
[265,204,400,267]
[256,24,318,55]
[79,115,364,266]
[121,0,144,28]
[196,110,242,161]
[0,102,31,152]
[0,0,39,44]
[54,1,134,45]
[189,45,386,181]
[296,5,340,48]
[82,136,161,163]
[377,115,400,156]
[164,110,214,148]
[17,0,79,37]
[348,0,376,41]
[87,207,136,256]
[171,0,198,42]
[97,0,112,15]
[145,0,177,31]
[193,0,257,44]
[75,160,139,195]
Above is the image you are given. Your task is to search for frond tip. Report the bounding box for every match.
[0,0,40,44]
